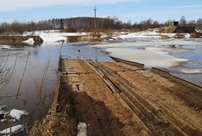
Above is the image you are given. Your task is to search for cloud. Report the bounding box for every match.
[169,4,202,9]
[0,0,132,12]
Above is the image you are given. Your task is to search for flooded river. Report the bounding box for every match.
[0,42,112,132]
[0,39,202,133]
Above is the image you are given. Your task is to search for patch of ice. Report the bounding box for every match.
[178,68,202,74]
[0,45,10,49]
[92,39,202,49]
[0,105,6,111]
[23,38,34,44]
[0,105,6,115]
[77,122,87,136]
[9,109,28,121]
[106,48,188,68]
[145,47,192,54]
[0,124,23,135]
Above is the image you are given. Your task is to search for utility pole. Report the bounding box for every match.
[94,7,97,28]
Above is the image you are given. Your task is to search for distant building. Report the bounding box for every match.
[173,21,179,26]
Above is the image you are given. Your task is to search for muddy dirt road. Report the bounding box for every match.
[57,59,202,136]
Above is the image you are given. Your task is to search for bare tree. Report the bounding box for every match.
[179,16,187,26]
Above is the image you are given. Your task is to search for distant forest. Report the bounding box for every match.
[0,16,202,34]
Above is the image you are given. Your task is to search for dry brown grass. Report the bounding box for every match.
[160,35,170,39]
[158,25,176,33]
[29,109,73,136]
[175,33,185,38]
[67,36,81,42]
[190,32,201,38]
[29,71,73,136]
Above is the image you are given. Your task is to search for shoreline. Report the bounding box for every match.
[0,36,43,46]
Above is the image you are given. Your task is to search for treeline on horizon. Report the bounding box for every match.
[0,16,202,34]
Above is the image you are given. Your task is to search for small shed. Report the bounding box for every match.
[173,21,179,26]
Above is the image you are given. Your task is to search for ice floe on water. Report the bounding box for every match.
[93,40,202,49]
[0,105,29,122]
[145,46,193,54]
[0,105,28,135]
[9,109,28,121]
[91,31,202,74]
[106,48,188,68]
[175,68,202,74]
[0,45,10,49]
[0,124,24,135]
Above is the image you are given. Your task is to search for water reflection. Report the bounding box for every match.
[0,44,60,131]
[0,42,113,132]
[61,43,113,61]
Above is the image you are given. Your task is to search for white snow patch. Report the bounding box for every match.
[106,48,188,68]
[24,30,87,43]
[0,125,23,135]
[9,109,28,121]
[118,30,161,40]
[117,29,192,40]
[23,38,34,44]
[77,122,87,136]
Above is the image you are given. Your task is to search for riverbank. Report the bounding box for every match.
[0,36,43,46]
[30,58,202,135]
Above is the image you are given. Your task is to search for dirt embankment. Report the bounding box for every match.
[30,59,202,136]
[0,36,43,46]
